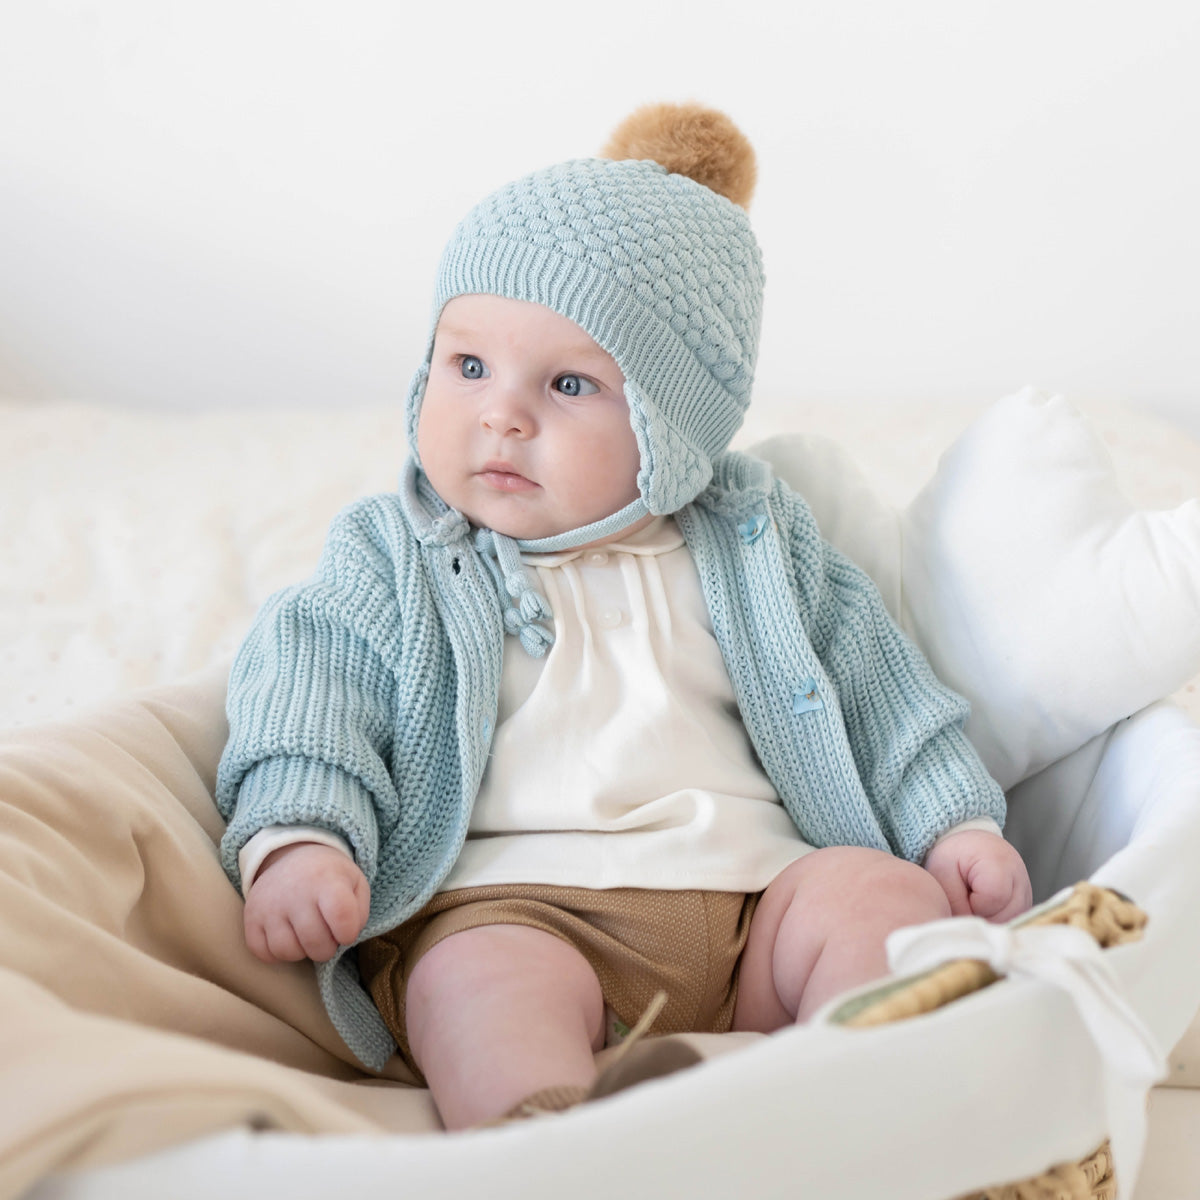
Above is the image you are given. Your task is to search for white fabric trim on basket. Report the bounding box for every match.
[887,908,1168,1190]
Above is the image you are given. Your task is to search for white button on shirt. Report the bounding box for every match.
[597,607,623,630]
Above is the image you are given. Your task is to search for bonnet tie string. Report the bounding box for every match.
[474,528,555,658]
[886,911,1167,1193]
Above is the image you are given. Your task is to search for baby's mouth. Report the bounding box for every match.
[478,463,539,493]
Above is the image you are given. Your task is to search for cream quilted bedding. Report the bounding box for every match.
[5,395,1199,731]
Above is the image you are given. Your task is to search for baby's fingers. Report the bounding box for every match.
[317,882,369,948]
[286,902,344,962]
[924,857,972,918]
[244,909,304,964]
[258,914,310,963]
[966,863,1029,924]
[244,911,277,964]
[986,872,1033,924]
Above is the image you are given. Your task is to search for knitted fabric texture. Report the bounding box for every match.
[405,157,766,522]
[216,451,1005,1071]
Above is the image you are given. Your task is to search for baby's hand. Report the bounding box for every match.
[923,831,1033,924]
[242,842,371,964]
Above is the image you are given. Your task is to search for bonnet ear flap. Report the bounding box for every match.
[404,362,430,463]
[625,379,714,514]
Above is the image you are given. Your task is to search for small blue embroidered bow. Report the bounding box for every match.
[793,677,823,714]
[738,513,769,544]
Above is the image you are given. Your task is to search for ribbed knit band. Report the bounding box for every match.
[220,756,382,891]
[405,157,765,536]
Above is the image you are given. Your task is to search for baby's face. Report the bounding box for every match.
[417,294,643,542]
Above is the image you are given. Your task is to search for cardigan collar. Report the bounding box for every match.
[399,455,649,659]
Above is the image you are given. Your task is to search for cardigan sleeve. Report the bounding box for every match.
[215,498,406,893]
[776,480,1007,863]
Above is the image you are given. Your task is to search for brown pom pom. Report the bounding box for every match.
[599,102,757,210]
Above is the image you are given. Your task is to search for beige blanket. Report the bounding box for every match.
[0,666,443,1200]
[6,672,1200,1200]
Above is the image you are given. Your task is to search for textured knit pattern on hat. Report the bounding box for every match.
[406,158,766,516]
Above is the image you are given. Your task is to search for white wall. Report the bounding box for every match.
[1,0,1198,436]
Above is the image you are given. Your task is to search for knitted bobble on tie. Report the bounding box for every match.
[503,568,552,621]
[501,607,553,658]
[518,588,551,624]
[518,623,553,658]
[475,528,556,656]
[429,509,469,546]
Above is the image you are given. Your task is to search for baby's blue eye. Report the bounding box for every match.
[555,374,599,397]
[460,355,487,380]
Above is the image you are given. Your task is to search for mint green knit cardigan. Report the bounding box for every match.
[216,449,1005,1070]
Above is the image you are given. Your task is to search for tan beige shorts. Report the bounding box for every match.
[357,884,759,1084]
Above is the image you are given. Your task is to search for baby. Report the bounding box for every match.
[216,103,1032,1131]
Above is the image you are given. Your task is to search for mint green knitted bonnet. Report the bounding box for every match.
[404,104,766,550]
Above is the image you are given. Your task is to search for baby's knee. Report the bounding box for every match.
[782,846,951,931]
[854,852,951,927]
[407,923,602,1015]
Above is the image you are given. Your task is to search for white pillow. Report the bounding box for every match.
[750,386,1200,789]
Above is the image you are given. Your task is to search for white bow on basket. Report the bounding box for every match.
[884,898,1167,1193]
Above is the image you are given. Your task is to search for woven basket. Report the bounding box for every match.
[833,882,1147,1200]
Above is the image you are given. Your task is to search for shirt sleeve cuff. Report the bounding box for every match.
[238,825,355,897]
[928,815,1005,854]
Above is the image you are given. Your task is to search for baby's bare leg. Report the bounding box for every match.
[733,847,951,1032]
[405,923,606,1130]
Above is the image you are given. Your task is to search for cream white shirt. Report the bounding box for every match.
[438,515,814,892]
[239,517,999,894]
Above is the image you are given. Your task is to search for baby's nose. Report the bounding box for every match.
[481,387,535,436]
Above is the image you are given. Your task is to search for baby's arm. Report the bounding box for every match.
[774,474,1031,919]
[243,842,371,964]
[923,829,1032,924]
[778,478,1007,859]
[216,497,409,906]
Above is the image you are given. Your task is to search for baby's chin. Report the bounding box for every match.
[457,500,576,543]
[462,500,634,545]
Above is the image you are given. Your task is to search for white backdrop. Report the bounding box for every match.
[1,0,1198,435]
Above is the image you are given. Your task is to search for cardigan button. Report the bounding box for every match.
[738,513,768,544]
